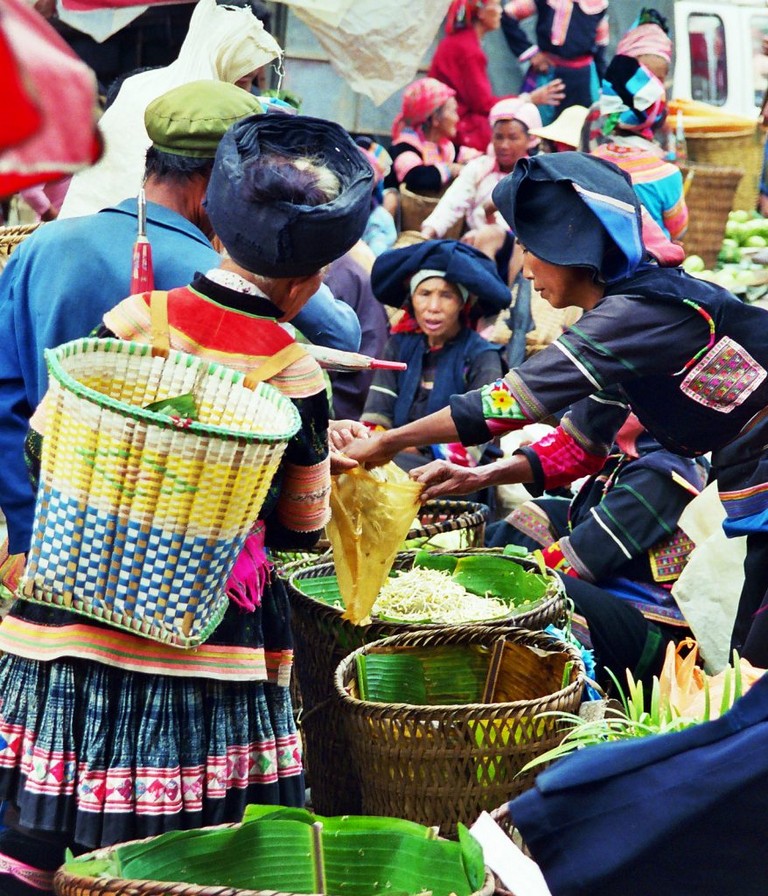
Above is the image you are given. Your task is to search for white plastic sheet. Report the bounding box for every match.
[672,483,747,674]
[283,0,452,105]
[59,0,282,219]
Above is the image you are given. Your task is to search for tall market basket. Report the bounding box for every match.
[679,164,743,268]
[21,338,300,649]
[334,625,586,837]
[288,549,566,816]
[685,125,764,212]
[399,184,463,239]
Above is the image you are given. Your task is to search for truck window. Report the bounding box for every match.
[687,13,727,106]
[752,15,768,109]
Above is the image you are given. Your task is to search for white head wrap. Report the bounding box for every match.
[59,0,282,219]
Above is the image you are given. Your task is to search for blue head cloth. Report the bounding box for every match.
[204,114,374,277]
[492,152,645,284]
[371,239,512,317]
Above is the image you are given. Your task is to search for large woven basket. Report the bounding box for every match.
[54,822,497,896]
[333,625,586,837]
[288,549,565,816]
[399,184,463,238]
[22,338,300,648]
[55,873,496,896]
[679,164,744,268]
[685,125,764,211]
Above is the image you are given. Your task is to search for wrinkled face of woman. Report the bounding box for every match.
[432,96,459,140]
[411,277,464,347]
[492,119,531,171]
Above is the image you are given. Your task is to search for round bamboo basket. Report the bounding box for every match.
[685,125,763,211]
[333,625,586,837]
[55,874,497,896]
[55,839,496,896]
[399,184,464,238]
[679,164,743,268]
[288,549,566,816]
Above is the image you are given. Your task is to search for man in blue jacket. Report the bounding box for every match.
[0,80,360,556]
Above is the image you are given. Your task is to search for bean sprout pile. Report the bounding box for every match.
[372,567,509,624]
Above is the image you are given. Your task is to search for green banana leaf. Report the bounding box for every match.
[451,555,548,604]
[457,823,485,892]
[62,808,484,896]
[294,574,345,608]
[413,552,549,606]
[144,391,198,420]
[112,823,319,892]
[413,550,458,573]
[357,645,489,704]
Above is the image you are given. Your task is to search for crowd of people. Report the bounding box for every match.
[1,0,766,893]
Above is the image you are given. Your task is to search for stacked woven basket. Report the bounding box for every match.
[288,548,573,827]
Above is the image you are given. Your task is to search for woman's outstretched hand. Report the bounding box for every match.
[328,419,369,473]
[409,459,486,501]
[337,429,396,469]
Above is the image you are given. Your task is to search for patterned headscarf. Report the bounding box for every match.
[600,55,667,140]
[616,8,673,64]
[489,98,542,149]
[392,78,456,139]
[446,0,486,35]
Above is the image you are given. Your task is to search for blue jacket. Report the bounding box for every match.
[0,198,360,553]
[510,670,768,896]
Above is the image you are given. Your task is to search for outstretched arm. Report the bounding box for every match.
[410,452,534,501]
[342,405,460,467]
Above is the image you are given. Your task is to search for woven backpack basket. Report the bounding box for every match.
[22,338,300,648]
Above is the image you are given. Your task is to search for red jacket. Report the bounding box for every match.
[429,28,499,152]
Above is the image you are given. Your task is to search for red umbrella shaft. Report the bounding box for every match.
[130,236,154,294]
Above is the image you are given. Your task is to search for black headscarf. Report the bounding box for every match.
[492,152,645,284]
[204,114,374,277]
[371,239,511,317]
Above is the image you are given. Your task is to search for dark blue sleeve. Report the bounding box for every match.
[501,11,534,57]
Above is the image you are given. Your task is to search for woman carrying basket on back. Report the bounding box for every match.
[0,114,373,894]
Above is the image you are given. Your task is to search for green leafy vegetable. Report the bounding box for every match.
[144,391,198,419]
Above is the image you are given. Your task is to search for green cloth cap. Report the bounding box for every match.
[144,80,264,158]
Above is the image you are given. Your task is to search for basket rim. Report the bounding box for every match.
[45,337,301,444]
[332,624,585,712]
[54,868,497,896]
[54,829,497,896]
[287,549,565,628]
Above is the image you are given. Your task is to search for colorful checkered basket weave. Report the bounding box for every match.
[20,337,301,648]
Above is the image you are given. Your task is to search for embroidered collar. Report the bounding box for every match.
[205,267,267,296]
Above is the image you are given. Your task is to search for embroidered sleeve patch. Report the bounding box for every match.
[680,336,767,412]
[481,379,528,421]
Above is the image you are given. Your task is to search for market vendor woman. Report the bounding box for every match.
[361,239,510,470]
[344,151,768,670]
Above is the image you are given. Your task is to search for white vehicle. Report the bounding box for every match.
[674,0,768,119]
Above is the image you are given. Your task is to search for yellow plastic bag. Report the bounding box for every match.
[327,463,422,625]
